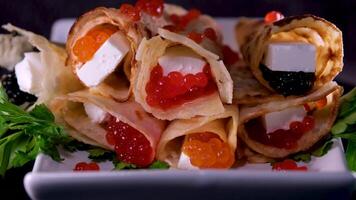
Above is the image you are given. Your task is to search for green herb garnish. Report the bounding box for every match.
[331,88,356,170]
[0,86,71,176]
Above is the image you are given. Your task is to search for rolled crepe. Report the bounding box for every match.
[235,15,343,96]
[163,4,223,56]
[133,28,233,120]
[66,7,149,101]
[237,82,341,158]
[51,90,166,166]
[157,105,238,168]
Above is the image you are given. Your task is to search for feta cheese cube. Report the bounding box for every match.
[177,152,199,170]
[158,46,206,76]
[263,106,306,133]
[76,32,130,87]
[264,42,316,73]
[83,103,107,123]
[15,52,42,95]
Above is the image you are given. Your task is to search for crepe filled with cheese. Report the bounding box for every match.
[235,15,343,96]
[237,82,341,158]
[51,90,166,167]
[157,105,238,169]
[133,28,233,120]
[66,7,149,101]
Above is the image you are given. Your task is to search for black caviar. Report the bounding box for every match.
[260,64,315,96]
[0,68,37,106]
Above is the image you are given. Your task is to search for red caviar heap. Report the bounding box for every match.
[74,162,100,171]
[119,0,164,21]
[272,159,308,171]
[170,9,201,31]
[182,132,235,168]
[145,64,217,110]
[105,116,154,167]
[222,45,240,66]
[246,115,315,149]
[264,11,284,23]
[187,28,218,43]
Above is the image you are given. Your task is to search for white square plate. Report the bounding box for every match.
[24,18,355,200]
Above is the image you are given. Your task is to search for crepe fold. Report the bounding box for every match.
[51,90,166,157]
[237,82,342,158]
[2,24,83,105]
[133,28,233,120]
[66,7,149,101]
[235,15,343,94]
[157,105,238,168]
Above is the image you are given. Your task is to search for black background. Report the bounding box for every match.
[0,0,355,199]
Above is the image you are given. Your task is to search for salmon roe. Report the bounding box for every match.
[119,4,140,21]
[74,162,100,171]
[105,115,154,167]
[170,9,201,30]
[182,132,235,169]
[73,24,118,63]
[245,115,315,149]
[222,45,240,66]
[145,64,217,110]
[272,159,308,171]
[187,28,218,43]
[264,11,284,23]
[135,0,164,17]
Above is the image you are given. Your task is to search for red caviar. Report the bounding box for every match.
[245,115,315,149]
[187,28,218,43]
[222,45,240,66]
[145,64,217,110]
[170,9,201,30]
[264,11,284,23]
[73,24,118,63]
[105,116,154,167]
[135,0,164,17]
[182,132,235,168]
[74,162,100,171]
[187,32,204,43]
[272,159,308,171]
[119,4,140,21]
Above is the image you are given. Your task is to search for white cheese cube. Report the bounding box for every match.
[158,46,206,76]
[264,42,316,73]
[177,152,199,170]
[263,106,306,133]
[84,103,107,123]
[76,32,130,87]
[15,52,42,95]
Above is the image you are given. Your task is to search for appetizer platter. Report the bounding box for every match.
[0,1,355,199]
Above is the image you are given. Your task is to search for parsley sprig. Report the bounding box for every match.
[0,86,71,176]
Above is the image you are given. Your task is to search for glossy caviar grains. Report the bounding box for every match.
[74,162,100,171]
[145,64,217,110]
[105,116,154,167]
[272,159,308,171]
[182,132,235,168]
[264,11,284,23]
[119,4,140,21]
[135,0,164,17]
[245,115,315,149]
[260,64,315,96]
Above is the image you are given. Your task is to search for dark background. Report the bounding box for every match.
[0,0,355,199]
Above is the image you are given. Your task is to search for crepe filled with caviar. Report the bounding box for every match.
[237,82,341,158]
[133,29,232,120]
[157,105,238,169]
[51,90,166,167]
[235,14,343,96]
